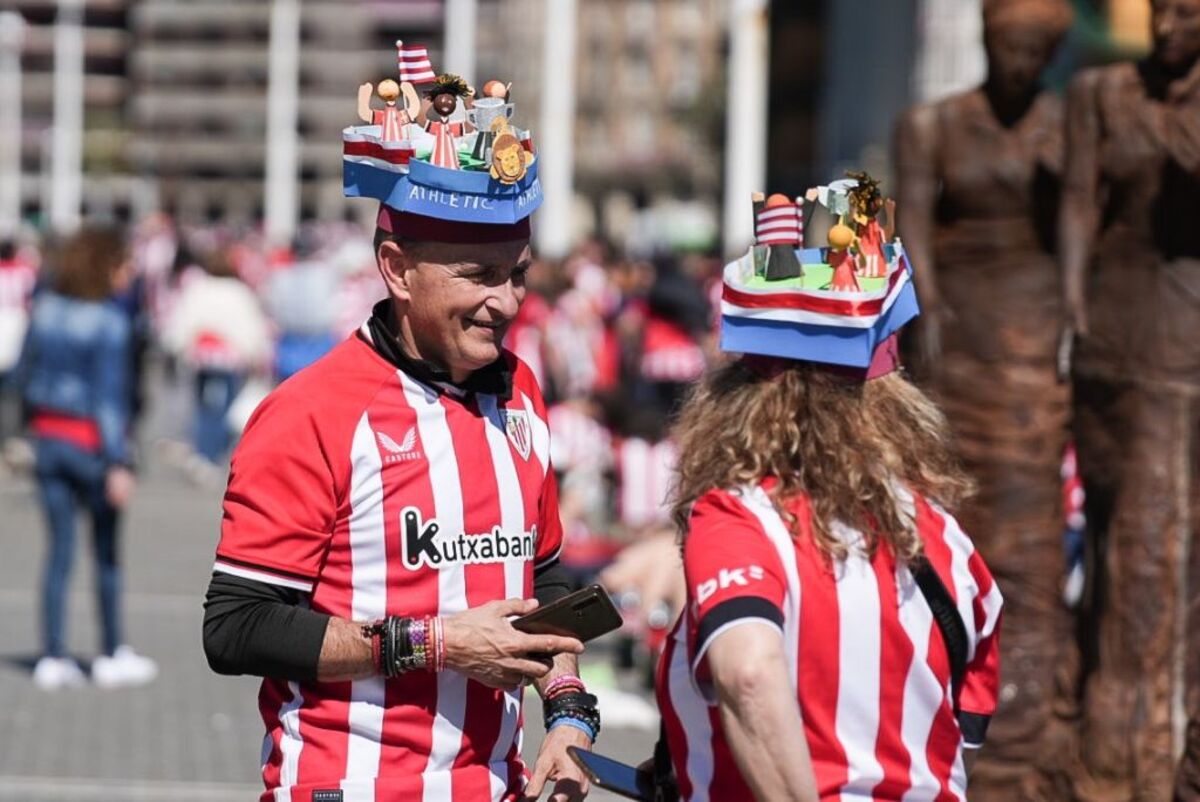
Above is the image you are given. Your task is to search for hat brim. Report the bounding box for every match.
[377,207,531,244]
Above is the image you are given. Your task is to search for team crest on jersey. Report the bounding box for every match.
[503,408,532,461]
[376,427,422,464]
[401,506,537,571]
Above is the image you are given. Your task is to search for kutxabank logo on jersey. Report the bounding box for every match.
[401,506,537,570]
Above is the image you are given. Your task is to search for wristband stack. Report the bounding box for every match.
[365,616,446,677]
[543,675,601,742]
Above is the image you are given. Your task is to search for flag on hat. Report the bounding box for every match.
[397,41,436,84]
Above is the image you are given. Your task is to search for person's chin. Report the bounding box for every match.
[461,337,503,367]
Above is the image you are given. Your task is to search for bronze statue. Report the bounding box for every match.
[1180,718,1200,801]
[1060,0,1200,798]
[894,0,1074,797]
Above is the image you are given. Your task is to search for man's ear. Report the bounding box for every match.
[377,239,414,303]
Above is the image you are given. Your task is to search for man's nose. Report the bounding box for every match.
[489,279,522,319]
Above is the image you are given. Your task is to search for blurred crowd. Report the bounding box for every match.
[0,216,730,681]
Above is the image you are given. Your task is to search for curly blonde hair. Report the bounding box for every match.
[670,360,974,562]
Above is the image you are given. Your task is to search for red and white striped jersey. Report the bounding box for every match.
[656,483,1002,802]
[213,332,562,802]
[615,437,677,531]
[639,315,706,384]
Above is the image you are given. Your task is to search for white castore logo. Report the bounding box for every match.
[377,427,421,463]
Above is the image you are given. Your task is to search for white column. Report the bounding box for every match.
[0,12,24,237]
[912,0,984,103]
[50,0,84,235]
[536,0,577,259]
[721,0,769,257]
[264,0,301,246]
[443,0,477,84]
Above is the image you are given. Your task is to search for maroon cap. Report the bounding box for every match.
[377,207,531,244]
[742,334,902,382]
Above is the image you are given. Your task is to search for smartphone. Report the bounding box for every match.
[567,746,655,801]
[512,584,623,643]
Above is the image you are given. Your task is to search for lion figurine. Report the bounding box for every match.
[489,118,532,184]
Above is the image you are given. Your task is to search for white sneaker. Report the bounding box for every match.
[32,656,86,690]
[91,646,159,689]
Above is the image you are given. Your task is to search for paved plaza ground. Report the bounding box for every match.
[0,381,658,801]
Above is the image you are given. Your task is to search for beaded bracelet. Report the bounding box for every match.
[431,616,446,672]
[367,615,447,677]
[549,716,597,742]
[543,687,601,739]
[545,675,585,699]
[546,708,602,739]
[409,617,428,669]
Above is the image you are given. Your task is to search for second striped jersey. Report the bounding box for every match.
[656,483,1003,801]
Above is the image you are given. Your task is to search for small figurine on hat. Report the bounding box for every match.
[752,192,805,281]
[827,218,862,292]
[357,79,420,142]
[481,79,512,101]
[421,74,472,170]
[846,170,890,279]
[467,79,517,163]
[489,118,533,184]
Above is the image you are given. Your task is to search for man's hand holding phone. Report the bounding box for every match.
[441,599,583,691]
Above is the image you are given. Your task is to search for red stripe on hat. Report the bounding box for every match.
[723,267,903,316]
[344,139,414,164]
[377,207,531,244]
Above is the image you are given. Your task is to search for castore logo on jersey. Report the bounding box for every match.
[376,427,422,464]
[401,507,537,570]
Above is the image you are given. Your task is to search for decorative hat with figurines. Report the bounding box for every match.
[720,171,919,377]
[344,41,540,241]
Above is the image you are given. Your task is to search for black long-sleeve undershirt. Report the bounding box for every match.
[202,560,572,681]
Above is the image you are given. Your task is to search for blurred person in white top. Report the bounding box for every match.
[162,247,271,468]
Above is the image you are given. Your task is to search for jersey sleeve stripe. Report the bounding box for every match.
[957,712,991,749]
[533,541,563,570]
[695,595,784,660]
[213,552,318,582]
[213,560,315,592]
[533,555,560,575]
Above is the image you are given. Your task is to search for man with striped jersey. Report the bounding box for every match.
[203,141,597,798]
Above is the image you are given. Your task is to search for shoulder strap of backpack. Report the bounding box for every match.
[910,556,969,711]
[652,719,680,802]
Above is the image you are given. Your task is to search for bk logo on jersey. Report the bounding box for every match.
[503,409,532,461]
[696,565,766,605]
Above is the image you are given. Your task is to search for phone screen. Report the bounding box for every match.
[567,747,653,801]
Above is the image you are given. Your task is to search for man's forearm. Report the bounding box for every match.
[317,617,377,682]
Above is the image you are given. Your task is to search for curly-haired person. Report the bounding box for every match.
[655,222,1003,800]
